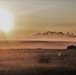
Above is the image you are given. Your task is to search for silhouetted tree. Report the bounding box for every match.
[67,45,76,50]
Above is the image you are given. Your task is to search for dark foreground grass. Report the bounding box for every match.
[0,66,76,75]
[0,48,76,75]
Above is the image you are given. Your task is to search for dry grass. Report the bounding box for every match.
[0,49,76,75]
[0,64,76,75]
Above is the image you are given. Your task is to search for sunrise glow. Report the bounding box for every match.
[0,8,13,33]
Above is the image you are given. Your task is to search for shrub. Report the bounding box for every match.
[67,45,76,50]
[37,53,50,64]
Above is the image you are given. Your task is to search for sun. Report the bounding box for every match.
[0,8,13,33]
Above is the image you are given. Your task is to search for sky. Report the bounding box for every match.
[0,0,76,40]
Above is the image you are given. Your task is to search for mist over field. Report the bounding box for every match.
[0,40,76,49]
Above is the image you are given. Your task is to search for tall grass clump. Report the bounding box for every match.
[37,53,50,64]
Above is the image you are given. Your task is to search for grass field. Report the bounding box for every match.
[0,49,76,75]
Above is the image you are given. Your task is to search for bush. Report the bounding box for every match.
[37,53,50,64]
[67,45,76,50]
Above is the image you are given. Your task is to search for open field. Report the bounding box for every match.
[0,49,76,75]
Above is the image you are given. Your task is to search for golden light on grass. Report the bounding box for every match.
[0,8,13,33]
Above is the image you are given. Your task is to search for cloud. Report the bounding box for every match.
[33,31,75,37]
[27,31,76,41]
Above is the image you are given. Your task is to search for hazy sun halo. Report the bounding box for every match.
[0,8,13,33]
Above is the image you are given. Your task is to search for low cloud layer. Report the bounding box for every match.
[33,31,76,37]
[28,31,76,41]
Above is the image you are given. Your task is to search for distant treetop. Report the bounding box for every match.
[67,45,76,50]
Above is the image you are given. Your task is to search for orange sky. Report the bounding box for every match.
[0,0,76,41]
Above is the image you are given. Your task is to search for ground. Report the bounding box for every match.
[0,49,76,75]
